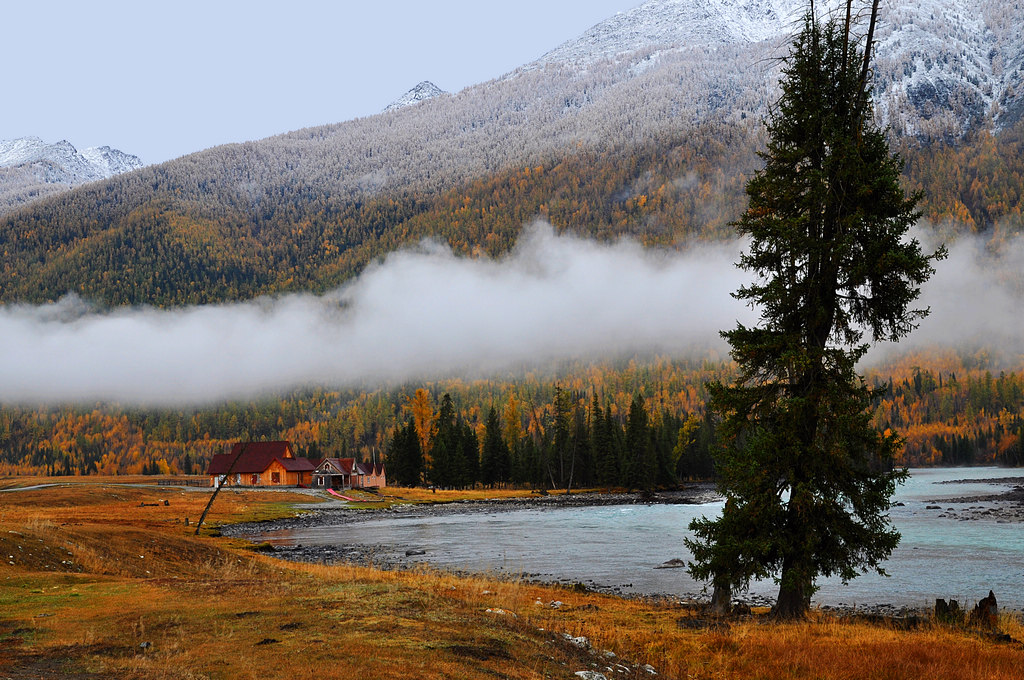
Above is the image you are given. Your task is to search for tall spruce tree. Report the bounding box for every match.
[686,1,944,620]
[387,418,422,487]
[624,394,652,491]
[481,407,510,488]
[430,393,457,488]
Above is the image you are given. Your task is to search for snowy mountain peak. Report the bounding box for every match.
[528,0,1023,139]
[384,81,448,112]
[535,0,803,67]
[0,136,144,215]
[0,136,143,181]
[80,145,145,178]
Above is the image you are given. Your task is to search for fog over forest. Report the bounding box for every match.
[1,223,1021,406]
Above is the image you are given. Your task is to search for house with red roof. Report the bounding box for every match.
[206,441,315,488]
[312,458,387,490]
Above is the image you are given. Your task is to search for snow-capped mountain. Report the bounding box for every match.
[1,0,1022,307]
[384,81,448,112]
[0,137,143,214]
[531,0,1024,138]
[0,136,143,182]
[79,145,145,178]
[534,0,799,65]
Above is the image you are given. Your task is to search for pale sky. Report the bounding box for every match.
[2,0,638,164]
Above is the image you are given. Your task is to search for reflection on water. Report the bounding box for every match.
[262,467,1024,609]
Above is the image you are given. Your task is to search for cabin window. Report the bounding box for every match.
[250,473,259,485]
[272,471,281,484]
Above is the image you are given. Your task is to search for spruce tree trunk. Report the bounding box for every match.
[773,580,808,620]
[774,556,812,620]
[710,583,732,616]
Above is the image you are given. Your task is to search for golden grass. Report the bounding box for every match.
[1,482,1021,679]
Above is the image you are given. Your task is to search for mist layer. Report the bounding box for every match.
[1,223,1019,405]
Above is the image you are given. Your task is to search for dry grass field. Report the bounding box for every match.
[1,479,1021,679]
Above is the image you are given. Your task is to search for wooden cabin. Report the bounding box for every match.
[207,441,315,487]
[312,458,387,490]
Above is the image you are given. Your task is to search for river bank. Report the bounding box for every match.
[221,484,720,537]
[222,485,738,602]
[221,470,1024,614]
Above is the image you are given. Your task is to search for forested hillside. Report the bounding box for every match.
[2,0,1023,481]
[2,118,1022,307]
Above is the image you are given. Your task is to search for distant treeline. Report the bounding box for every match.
[2,353,1022,482]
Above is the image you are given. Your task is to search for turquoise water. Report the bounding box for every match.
[265,467,1024,609]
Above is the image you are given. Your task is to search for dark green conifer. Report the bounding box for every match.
[386,419,422,487]
[430,393,458,488]
[686,2,944,620]
[624,394,652,491]
[481,406,511,487]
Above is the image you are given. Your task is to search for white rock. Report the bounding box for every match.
[575,672,608,680]
[563,633,590,648]
[485,608,517,618]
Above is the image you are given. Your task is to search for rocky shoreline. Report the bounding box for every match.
[927,478,1024,523]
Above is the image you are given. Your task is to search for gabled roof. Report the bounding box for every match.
[311,458,385,476]
[354,461,385,476]
[313,458,356,475]
[207,441,314,475]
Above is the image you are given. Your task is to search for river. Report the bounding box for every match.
[260,467,1024,610]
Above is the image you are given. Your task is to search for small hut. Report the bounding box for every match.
[311,458,386,490]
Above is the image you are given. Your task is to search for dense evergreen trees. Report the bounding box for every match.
[386,419,423,487]
[480,407,511,487]
[1,356,1022,480]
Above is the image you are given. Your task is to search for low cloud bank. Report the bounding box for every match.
[2,223,1021,406]
[0,223,748,405]
[867,230,1024,365]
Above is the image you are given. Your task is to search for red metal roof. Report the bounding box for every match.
[206,441,314,475]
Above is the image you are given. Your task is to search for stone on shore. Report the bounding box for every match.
[654,558,687,569]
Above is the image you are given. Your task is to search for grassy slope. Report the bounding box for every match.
[1,483,1022,679]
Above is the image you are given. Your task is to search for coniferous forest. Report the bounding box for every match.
[1,351,1022,481]
[1,119,1022,308]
